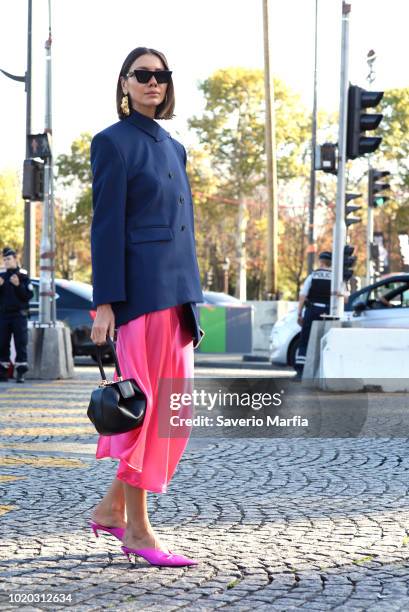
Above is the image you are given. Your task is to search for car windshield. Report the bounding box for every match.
[351,280,409,308]
[56,280,93,302]
[202,292,242,305]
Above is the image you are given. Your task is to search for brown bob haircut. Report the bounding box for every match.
[116,47,175,120]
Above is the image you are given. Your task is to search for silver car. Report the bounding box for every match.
[269,274,409,367]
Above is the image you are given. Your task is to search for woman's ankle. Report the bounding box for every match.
[94,501,124,515]
[91,504,126,525]
[125,522,153,538]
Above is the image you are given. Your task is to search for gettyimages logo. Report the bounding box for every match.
[166,388,308,429]
[157,378,370,439]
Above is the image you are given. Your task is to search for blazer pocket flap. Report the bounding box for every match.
[129,226,173,243]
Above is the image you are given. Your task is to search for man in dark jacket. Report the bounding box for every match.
[294,251,332,380]
[0,247,34,382]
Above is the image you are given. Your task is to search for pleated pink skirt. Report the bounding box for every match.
[96,304,194,493]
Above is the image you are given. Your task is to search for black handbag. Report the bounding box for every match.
[87,337,146,435]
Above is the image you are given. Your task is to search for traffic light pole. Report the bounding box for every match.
[28,0,74,382]
[330,1,351,319]
[39,2,55,325]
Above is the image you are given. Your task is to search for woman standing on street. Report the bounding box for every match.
[89,47,204,567]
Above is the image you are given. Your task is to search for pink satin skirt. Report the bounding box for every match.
[96,304,194,493]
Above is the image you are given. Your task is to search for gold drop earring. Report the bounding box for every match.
[121,93,130,116]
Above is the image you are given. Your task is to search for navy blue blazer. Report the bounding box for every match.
[90,109,204,347]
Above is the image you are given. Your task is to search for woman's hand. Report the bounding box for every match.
[91,304,115,345]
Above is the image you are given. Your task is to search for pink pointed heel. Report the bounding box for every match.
[90,521,125,542]
[121,545,198,567]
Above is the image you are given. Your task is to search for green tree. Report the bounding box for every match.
[0,170,25,256]
[186,148,236,291]
[379,88,409,184]
[375,88,409,271]
[54,133,92,281]
[188,68,311,299]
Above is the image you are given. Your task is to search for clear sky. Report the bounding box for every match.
[0,0,408,173]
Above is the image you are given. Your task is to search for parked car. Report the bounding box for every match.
[28,278,111,362]
[201,291,243,306]
[269,273,409,367]
[28,281,242,362]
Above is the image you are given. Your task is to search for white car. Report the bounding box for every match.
[269,307,301,366]
[269,274,409,367]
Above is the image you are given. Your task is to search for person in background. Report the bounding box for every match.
[0,247,34,383]
[294,251,332,381]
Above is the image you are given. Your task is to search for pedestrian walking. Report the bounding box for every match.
[294,251,332,380]
[0,247,34,383]
[89,47,204,567]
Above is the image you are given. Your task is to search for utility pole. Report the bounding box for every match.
[330,0,351,319]
[262,0,279,299]
[307,0,319,275]
[0,0,35,276]
[39,0,55,324]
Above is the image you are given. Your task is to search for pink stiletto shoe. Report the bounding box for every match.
[121,545,198,567]
[90,521,125,542]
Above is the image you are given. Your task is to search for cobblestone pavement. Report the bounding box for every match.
[1,366,409,611]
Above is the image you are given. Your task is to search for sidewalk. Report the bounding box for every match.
[0,368,409,610]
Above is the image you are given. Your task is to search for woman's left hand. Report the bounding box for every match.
[91,304,115,345]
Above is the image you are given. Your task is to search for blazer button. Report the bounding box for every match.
[181,225,186,231]
[168,171,174,179]
[179,195,184,204]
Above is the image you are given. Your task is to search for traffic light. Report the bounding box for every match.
[343,245,356,281]
[22,159,45,201]
[346,85,384,160]
[345,193,362,227]
[368,168,390,208]
[27,133,52,159]
[317,143,337,174]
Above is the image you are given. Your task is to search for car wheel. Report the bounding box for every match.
[91,353,114,365]
[287,335,301,368]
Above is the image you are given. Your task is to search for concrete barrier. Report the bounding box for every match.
[302,320,342,386]
[319,328,409,392]
[246,300,297,356]
[27,322,75,380]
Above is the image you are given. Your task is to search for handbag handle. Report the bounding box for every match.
[96,336,123,383]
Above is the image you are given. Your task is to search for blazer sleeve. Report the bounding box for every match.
[90,132,127,308]
[182,144,187,167]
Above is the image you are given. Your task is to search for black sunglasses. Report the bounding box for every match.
[126,69,172,84]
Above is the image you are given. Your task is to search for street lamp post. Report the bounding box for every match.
[0,0,36,276]
[307,0,319,275]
